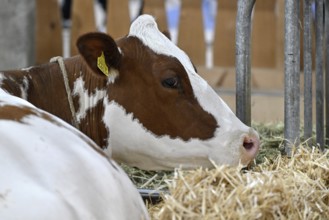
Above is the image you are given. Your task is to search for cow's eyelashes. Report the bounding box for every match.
[162,77,179,89]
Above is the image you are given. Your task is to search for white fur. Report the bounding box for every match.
[0,89,149,220]
[0,88,34,108]
[19,76,29,100]
[103,100,248,170]
[107,68,119,84]
[73,75,107,123]
[0,73,5,87]
[21,66,33,72]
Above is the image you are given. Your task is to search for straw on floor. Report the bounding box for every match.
[148,146,329,219]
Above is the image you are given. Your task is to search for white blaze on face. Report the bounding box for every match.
[72,75,107,123]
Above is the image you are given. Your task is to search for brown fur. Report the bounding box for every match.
[0,32,217,150]
[1,57,108,149]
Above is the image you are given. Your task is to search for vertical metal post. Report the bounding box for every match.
[325,0,329,147]
[235,0,256,126]
[284,0,300,155]
[315,0,324,148]
[304,0,313,145]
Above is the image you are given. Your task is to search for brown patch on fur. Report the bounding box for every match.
[1,61,75,124]
[1,56,109,149]
[0,104,67,126]
[77,101,108,149]
[108,37,218,141]
[67,57,109,149]
[0,103,108,157]
[0,75,27,98]
[0,105,36,121]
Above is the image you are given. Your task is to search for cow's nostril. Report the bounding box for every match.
[241,133,260,165]
[243,138,254,150]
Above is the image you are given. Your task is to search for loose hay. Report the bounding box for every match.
[149,146,329,220]
[120,164,173,190]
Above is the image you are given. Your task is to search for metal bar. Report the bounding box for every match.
[235,0,256,126]
[315,0,324,148]
[303,0,313,145]
[138,188,165,205]
[284,0,300,155]
[325,0,329,147]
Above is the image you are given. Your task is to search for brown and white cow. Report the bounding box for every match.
[0,15,260,170]
[0,88,149,219]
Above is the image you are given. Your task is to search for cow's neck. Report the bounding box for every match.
[0,56,109,149]
[68,57,109,149]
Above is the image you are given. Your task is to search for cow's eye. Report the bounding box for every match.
[162,77,179,89]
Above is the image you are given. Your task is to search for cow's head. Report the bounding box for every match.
[76,15,260,170]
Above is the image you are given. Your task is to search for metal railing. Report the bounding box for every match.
[236,0,329,154]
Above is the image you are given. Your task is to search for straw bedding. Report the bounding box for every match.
[148,146,329,219]
[122,123,328,219]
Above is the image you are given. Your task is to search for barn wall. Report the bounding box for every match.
[0,0,35,69]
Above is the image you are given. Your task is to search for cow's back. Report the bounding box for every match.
[0,89,149,220]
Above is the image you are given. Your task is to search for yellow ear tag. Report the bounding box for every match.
[97,51,109,76]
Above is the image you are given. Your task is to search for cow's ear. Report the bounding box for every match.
[76,32,121,77]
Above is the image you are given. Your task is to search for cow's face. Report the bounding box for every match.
[77,15,260,170]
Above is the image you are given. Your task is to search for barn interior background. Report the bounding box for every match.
[0,0,294,122]
[1,0,328,147]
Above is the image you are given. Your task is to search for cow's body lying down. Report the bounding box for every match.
[0,89,149,220]
[0,15,260,170]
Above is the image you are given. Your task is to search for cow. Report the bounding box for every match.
[0,88,149,220]
[0,14,260,170]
